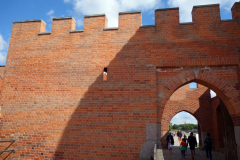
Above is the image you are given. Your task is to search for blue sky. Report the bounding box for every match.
[171,111,198,125]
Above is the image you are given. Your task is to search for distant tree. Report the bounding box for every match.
[170,123,198,130]
[172,124,178,129]
[169,123,172,131]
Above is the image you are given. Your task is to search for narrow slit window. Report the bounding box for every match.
[103,67,107,81]
[189,82,197,89]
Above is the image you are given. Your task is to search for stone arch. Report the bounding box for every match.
[157,67,239,124]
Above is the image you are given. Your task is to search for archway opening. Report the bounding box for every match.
[160,82,237,159]
[171,111,198,126]
[170,111,200,147]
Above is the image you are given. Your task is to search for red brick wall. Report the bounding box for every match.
[1,2,240,160]
[211,97,224,150]
[161,84,211,131]
[0,78,2,119]
[0,66,5,120]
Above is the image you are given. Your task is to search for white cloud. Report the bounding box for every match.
[64,0,161,27]
[210,90,216,98]
[47,10,54,16]
[167,0,238,22]
[0,51,7,64]
[75,18,84,27]
[120,0,160,11]
[0,35,7,51]
[171,111,198,125]
[0,34,7,64]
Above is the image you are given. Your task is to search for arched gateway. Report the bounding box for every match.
[1,2,240,160]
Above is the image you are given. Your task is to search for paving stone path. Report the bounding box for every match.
[157,136,225,160]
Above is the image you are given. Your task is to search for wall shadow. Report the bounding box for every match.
[219,99,238,160]
[52,26,158,160]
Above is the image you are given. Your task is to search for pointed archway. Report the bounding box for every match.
[157,66,240,159]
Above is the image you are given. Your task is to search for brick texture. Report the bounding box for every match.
[1,3,240,160]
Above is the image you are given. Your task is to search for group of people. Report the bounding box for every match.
[166,129,213,160]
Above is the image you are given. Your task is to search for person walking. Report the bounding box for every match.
[179,139,187,159]
[182,135,188,155]
[166,132,174,154]
[204,132,212,160]
[177,129,182,143]
[188,132,197,160]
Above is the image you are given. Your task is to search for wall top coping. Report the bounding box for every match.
[103,27,119,31]
[140,25,156,28]
[179,22,196,25]
[38,32,51,35]
[53,17,76,23]
[13,19,46,24]
[155,7,179,11]
[193,4,219,8]
[70,30,84,33]
[84,14,105,18]
[221,19,239,22]
[119,11,141,15]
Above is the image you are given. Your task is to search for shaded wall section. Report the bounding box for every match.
[210,97,237,159]
[211,97,224,151]
[220,99,238,160]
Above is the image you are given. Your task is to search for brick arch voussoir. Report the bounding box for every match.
[163,70,196,102]
[160,68,237,119]
[196,68,238,115]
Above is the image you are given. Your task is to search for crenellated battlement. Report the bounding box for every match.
[12,3,240,35]
[192,4,220,24]
[11,2,240,37]
[231,2,240,19]
[12,19,46,34]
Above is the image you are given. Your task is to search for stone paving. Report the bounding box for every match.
[157,136,225,160]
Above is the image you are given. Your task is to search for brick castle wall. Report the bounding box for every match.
[1,2,240,159]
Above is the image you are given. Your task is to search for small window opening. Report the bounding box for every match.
[103,67,107,81]
[189,82,197,89]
